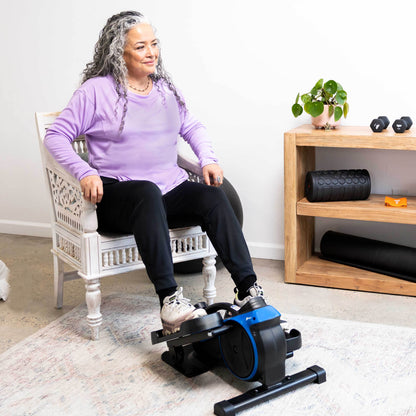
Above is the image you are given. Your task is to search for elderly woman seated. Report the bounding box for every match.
[44,11,265,335]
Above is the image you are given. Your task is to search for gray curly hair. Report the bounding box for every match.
[82,11,185,131]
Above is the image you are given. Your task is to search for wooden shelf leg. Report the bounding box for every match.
[284,133,315,283]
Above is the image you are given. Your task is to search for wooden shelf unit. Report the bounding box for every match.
[284,124,416,297]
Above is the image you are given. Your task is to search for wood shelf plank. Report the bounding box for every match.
[287,125,416,150]
[297,194,416,224]
[295,255,416,296]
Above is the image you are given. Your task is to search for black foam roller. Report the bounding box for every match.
[305,169,371,202]
[320,231,416,283]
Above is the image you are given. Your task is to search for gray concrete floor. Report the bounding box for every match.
[1,233,415,354]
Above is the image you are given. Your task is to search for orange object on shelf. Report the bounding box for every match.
[385,196,408,207]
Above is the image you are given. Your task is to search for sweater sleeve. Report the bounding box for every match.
[44,89,99,181]
[178,104,219,168]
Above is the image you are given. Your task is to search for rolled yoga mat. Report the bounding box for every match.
[305,169,371,202]
[320,230,416,283]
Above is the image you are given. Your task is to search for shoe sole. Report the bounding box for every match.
[161,309,206,336]
[234,295,266,308]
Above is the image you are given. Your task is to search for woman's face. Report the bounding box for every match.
[123,23,159,78]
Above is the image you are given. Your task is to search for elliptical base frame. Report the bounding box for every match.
[151,299,326,415]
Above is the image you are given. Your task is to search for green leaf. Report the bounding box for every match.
[335,90,347,105]
[295,93,300,104]
[309,101,324,117]
[292,103,303,117]
[343,102,349,118]
[310,87,318,96]
[337,82,343,91]
[328,105,334,118]
[301,94,311,104]
[334,106,343,121]
[314,79,324,90]
[324,80,337,95]
[304,101,312,115]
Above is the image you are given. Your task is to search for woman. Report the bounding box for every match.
[45,11,264,335]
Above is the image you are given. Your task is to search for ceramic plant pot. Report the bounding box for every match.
[311,105,342,130]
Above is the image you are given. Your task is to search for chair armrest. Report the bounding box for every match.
[177,154,204,183]
[36,112,98,234]
[45,154,98,233]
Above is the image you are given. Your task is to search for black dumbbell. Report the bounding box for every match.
[370,116,390,132]
[392,116,413,133]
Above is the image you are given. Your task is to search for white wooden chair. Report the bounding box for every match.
[35,112,217,340]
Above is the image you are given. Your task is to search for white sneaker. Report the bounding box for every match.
[234,282,265,308]
[0,260,10,301]
[161,287,206,335]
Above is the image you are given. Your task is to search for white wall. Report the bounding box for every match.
[1,0,416,259]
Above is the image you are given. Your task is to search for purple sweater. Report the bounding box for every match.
[44,75,218,194]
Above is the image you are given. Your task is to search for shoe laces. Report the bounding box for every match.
[235,282,265,303]
[164,287,192,309]
[249,282,264,297]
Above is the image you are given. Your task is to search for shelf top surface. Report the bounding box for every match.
[285,125,416,150]
[297,194,416,224]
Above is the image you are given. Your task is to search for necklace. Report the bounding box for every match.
[128,77,150,93]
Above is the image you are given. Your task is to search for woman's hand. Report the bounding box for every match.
[80,175,103,204]
[202,163,224,187]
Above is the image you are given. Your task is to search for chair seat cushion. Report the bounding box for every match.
[167,215,201,229]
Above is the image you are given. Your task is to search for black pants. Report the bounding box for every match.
[96,178,256,294]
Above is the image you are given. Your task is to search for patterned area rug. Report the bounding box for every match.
[1,293,415,416]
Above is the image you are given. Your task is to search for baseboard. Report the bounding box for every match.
[248,242,284,260]
[0,220,52,238]
[0,220,284,260]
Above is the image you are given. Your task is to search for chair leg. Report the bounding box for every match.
[202,255,217,305]
[53,255,64,309]
[83,277,102,340]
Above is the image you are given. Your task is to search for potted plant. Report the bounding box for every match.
[291,79,349,129]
